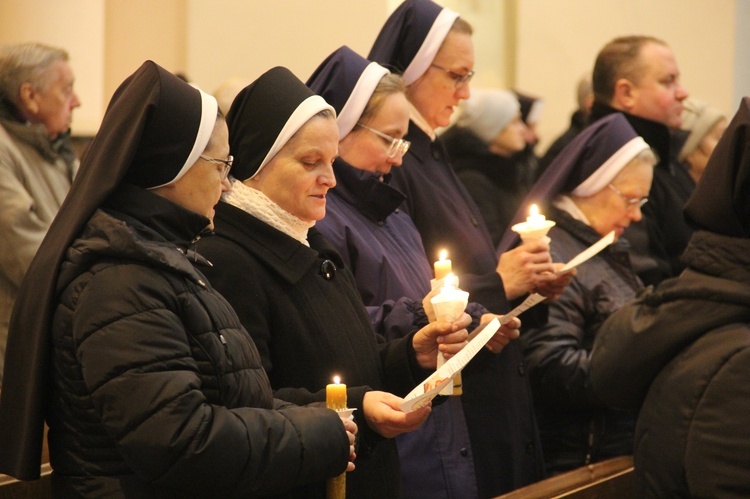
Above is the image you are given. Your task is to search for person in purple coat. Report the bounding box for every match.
[308,45,521,499]
[368,1,571,495]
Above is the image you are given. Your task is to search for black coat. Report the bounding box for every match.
[592,231,750,497]
[390,123,545,496]
[522,208,640,474]
[47,185,349,498]
[441,127,529,245]
[198,201,425,499]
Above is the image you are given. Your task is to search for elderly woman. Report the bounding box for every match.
[197,66,471,498]
[504,113,657,475]
[0,61,356,497]
[368,0,572,494]
[441,88,528,245]
[307,45,521,499]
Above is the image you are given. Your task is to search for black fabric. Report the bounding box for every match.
[226,67,316,181]
[538,109,588,177]
[45,185,348,497]
[0,61,209,479]
[367,0,444,75]
[591,231,750,497]
[685,96,750,238]
[307,46,370,116]
[198,203,419,499]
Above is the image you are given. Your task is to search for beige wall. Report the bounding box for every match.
[516,0,737,153]
[0,0,743,145]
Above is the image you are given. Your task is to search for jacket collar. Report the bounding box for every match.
[0,96,77,167]
[589,101,671,170]
[211,201,342,285]
[331,158,405,223]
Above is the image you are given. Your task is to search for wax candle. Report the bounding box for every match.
[326,375,347,410]
[526,204,546,229]
[511,203,555,243]
[430,274,469,396]
[434,249,452,280]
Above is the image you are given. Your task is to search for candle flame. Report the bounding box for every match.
[333,375,341,384]
[438,249,448,261]
[529,204,539,217]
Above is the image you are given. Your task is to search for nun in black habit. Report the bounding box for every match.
[0,61,355,497]
[197,66,472,499]
[501,113,656,474]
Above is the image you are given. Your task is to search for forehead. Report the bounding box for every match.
[613,159,654,189]
[433,31,475,67]
[286,114,338,150]
[637,42,678,79]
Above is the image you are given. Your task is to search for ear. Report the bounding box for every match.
[18,82,39,115]
[613,78,637,112]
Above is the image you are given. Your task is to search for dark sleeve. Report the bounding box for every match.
[74,264,349,497]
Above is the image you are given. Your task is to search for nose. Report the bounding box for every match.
[220,175,232,193]
[456,82,471,100]
[675,82,689,101]
[71,92,81,109]
[320,162,337,188]
[629,205,644,222]
[389,151,404,167]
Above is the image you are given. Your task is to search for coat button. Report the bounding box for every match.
[517,363,525,376]
[431,148,441,160]
[319,259,337,280]
[460,447,469,457]
[471,216,480,227]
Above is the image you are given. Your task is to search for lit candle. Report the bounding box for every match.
[511,203,555,243]
[526,204,546,229]
[434,249,452,280]
[326,375,347,410]
[430,274,469,396]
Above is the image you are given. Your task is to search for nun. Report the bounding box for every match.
[369,1,569,494]
[591,97,750,498]
[441,88,528,245]
[308,45,522,499]
[197,66,472,499]
[0,61,356,497]
[506,113,657,475]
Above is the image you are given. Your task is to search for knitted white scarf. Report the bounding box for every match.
[223,180,314,246]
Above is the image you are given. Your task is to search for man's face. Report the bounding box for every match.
[25,60,80,139]
[626,42,688,129]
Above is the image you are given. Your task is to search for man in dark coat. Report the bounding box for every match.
[591,96,750,498]
[589,35,691,286]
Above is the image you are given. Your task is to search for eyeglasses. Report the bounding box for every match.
[608,183,648,209]
[200,155,233,180]
[355,123,411,158]
[430,64,475,88]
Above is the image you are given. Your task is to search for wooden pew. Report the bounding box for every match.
[496,455,635,499]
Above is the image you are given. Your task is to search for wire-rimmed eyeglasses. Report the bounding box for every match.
[200,155,233,180]
[355,123,411,158]
[608,183,648,209]
[430,64,475,88]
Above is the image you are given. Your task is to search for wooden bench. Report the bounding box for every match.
[496,455,635,499]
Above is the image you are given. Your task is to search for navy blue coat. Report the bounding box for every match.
[389,123,545,496]
[318,158,479,498]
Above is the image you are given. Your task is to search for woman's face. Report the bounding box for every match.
[573,158,654,239]
[406,31,474,130]
[153,118,232,229]
[338,92,410,177]
[247,115,338,222]
[489,112,527,156]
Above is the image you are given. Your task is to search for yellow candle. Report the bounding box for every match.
[434,249,452,280]
[326,375,347,410]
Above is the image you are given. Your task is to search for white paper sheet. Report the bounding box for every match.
[556,230,616,274]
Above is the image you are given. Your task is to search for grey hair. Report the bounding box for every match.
[0,42,69,107]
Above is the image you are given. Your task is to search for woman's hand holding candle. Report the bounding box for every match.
[411,312,470,369]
